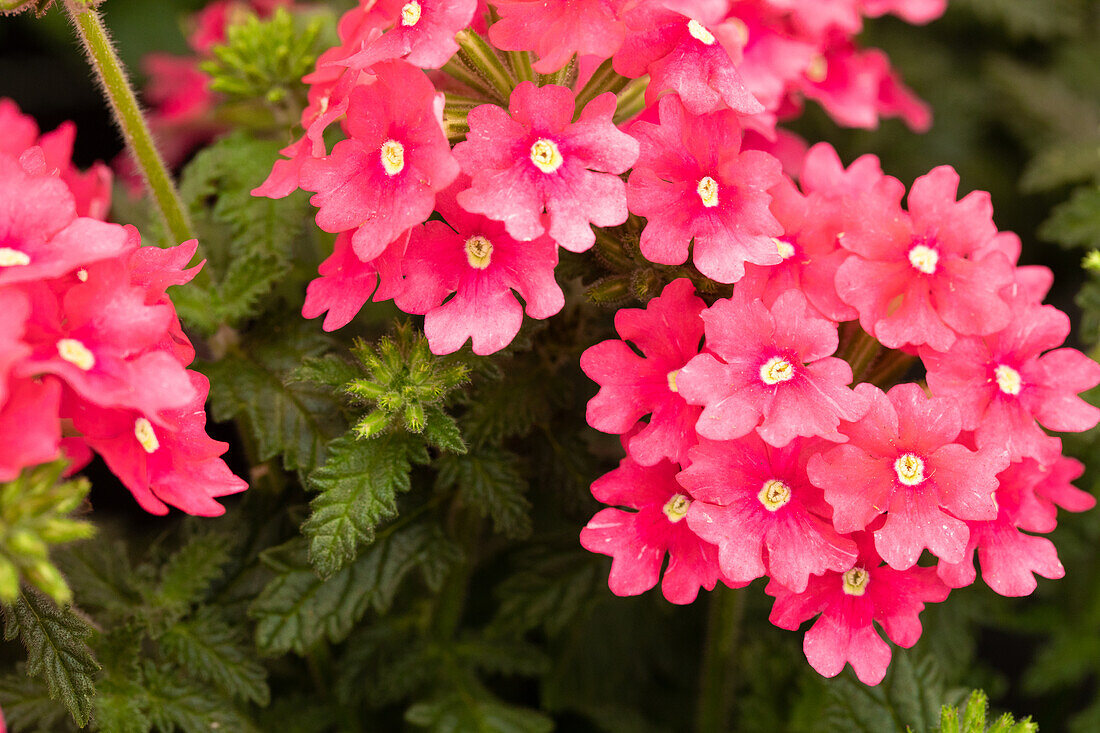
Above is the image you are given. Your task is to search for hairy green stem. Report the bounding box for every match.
[695,586,744,733]
[65,0,196,244]
[455,29,516,102]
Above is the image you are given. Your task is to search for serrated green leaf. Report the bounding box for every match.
[250,524,461,655]
[436,449,532,539]
[955,0,1085,39]
[0,668,74,733]
[937,689,1038,733]
[1021,140,1100,192]
[6,591,98,726]
[159,608,270,706]
[176,132,311,332]
[1040,186,1100,249]
[423,405,467,454]
[140,662,260,733]
[302,431,428,578]
[152,532,232,611]
[291,354,363,391]
[490,548,604,637]
[452,637,550,677]
[203,320,347,476]
[818,650,946,733]
[405,691,554,733]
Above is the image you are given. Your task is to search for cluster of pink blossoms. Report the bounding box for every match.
[580,145,1100,684]
[0,99,245,516]
[243,0,1098,685]
[254,0,941,355]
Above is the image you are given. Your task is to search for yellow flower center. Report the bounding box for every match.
[774,238,795,260]
[76,268,88,282]
[806,55,828,83]
[663,493,691,522]
[908,244,939,275]
[401,0,422,26]
[380,139,405,176]
[0,247,30,267]
[842,567,870,596]
[697,176,719,208]
[530,138,563,173]
[994,364,1022,396]
[464,235,493,269]
[134,417,160,454]
[894,453,926,486]
[759,356,794,385]
[687,19,716,45]
[57,339,95,371]
[758,479,791,511]
[666,369,680,393]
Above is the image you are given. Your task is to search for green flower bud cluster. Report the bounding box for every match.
[0,461,95,605]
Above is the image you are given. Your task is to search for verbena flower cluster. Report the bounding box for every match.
[0,99,245,516]
[242,0,1100,684]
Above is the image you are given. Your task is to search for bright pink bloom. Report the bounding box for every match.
[836,166,1014,352]
[799,141,903,200]
[614,6,763,115]
[799,43,931,132]
[681,434,857,592]
[808,383,1008,570]
[0,287,31,407]
[300,61,459,262]
[580,453,727,604]
[0,378,62,482]
[936,459,1071,597]
[454,82,638,252]
[302,231,405,332]
[922,296,1100,464]
[341,0,478,70]
[0,98,111,220]
[488,0,628,74]
[861,0,946,24]
[580,278,705,466]
[767,530,949,685]
[626,95,784,282]
[396,178,563,355]
[0,152,129,286]
[677,289,867,446]
[69,372,247,516]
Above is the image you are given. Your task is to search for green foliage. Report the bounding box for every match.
[0,461,93,605]
[250,524,461,656]
[176,132,313,333]
[1039,186,1100,249]
[159,608,270,706]
[344,323,470,446]
[204,318,347,477]
[938,690,1037,733]
[302,431,430,578]
[202,8,326,123]
[3,590,98,726]
[406,690,554,733]
[436,448,532,539]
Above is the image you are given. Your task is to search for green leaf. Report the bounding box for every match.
[203,319,347,476]
[140,662,260,733]
[405,691,554,733]
[423,405,467,454]
[0,668,73,733]
[151,531,232,611]
[817,650,949,733]
[176,132,312,332]
[4,590,99,726]
[159,608,270,706]
[250,525,461,655]
[954,0,1086,40]
[302,431,429,578]
[490,548,604,637]
[436,449,532,539]
[1040,185,1100,249]
[291,354,362,392]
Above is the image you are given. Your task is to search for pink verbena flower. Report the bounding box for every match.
[302,231,406,332]
[808,383,1008,570]
[625,95,784,283]
[614,5,763,116]
[681,434,857,592]
[580,278,705,466]
[300,60,459,262]
[767,529,949,685]
[69,372,247,516]
[836,165,1014,352]
[0,151,129,286]
[488,0,628,74]
[340,0,478,70]
[922,295,1100,464]
[580,452,727,604]
[677,289,867,446]
[454,82,638,252]
[396,177,564,355]
[861,0,946,24]
[0,377,62,482]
